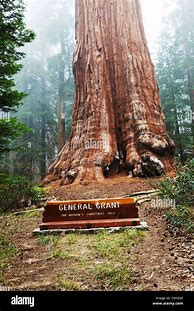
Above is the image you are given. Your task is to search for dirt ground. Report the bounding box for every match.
[0,176,193,291]
[49,174,169,200]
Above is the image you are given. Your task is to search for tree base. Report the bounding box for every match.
[43,150,174,186]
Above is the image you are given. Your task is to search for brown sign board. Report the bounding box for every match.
[40,197,140,230]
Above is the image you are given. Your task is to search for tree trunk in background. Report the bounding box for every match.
[169,77,184,162]
[44,0,175,185]
[58,36,66,151]
[58,69,66,151]
[40,114,46,178]
[25,115,33,181]
[187,67,194,149]
[40,78,47,178]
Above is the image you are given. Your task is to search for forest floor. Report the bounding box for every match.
[0,175,193,291]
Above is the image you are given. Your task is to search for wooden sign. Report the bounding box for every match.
[40,197,140,230]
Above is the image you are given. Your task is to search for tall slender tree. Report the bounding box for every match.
[46,0,75,151]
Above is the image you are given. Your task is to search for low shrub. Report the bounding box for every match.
[156,160,194,232]
[164,205,194,232]
[0,174,48,212]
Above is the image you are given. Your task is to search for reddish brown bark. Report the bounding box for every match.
[44,0,175,185]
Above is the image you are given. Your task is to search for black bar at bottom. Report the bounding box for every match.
[0,291,193,310]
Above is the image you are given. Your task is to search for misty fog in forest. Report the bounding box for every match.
[1,0,193,181]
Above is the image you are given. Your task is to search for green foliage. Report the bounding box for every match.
[156,160,194,232]
[0,174,48,212]
[30,186,49,205]
[0,118,29,154]
[157,160,194,205]
[164,205,194,232]
[0,0,35,155]
[0,174,32,212]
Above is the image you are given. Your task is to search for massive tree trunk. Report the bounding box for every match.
[44,0,175,185]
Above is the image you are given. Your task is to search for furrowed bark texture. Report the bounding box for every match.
[45,0,175,185]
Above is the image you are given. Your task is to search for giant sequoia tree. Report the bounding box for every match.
[45,0,175,185]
